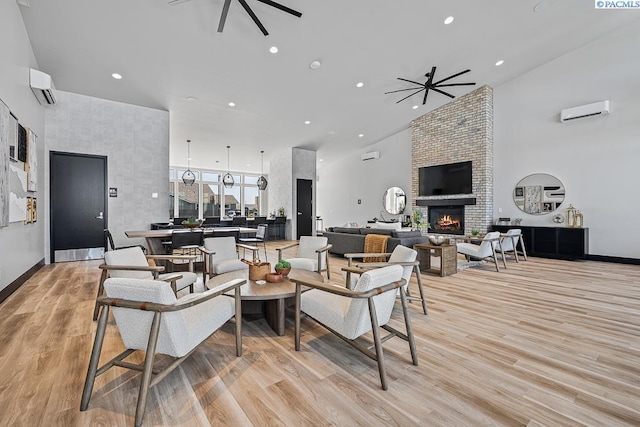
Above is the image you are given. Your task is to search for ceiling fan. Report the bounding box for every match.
[169,0,302,36]
[385,66,476,105]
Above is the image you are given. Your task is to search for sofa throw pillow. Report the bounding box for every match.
[373,221,402,230]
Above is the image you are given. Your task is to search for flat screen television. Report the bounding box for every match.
[419,161,472,196]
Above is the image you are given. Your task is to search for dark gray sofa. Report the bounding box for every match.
[324,227,428,256]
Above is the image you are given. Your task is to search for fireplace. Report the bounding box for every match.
[428,206,465,235]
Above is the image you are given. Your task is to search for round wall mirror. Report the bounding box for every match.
[383,187,406,214]
[513,173,565,215]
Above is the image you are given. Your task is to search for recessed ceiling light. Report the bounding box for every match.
[319,158,324,162]
[309,60,321,70]
[356,82,364,88]
[304,120,311,125]
[444,16,454,25]
[412,105,419,110]
[269,46,278,54]
[186,96,198,102]
[111,73,122,79]
[246,163,251,167]
[495,60,504,66]
[358,134,364,138]
[228,102,236,107]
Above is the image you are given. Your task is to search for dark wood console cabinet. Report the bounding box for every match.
[491,225,589,260]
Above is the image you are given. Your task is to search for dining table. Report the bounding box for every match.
[125,227,258,255]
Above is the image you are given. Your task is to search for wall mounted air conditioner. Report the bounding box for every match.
[560,100,610,122]
[29,68,57,105]
[361,151,380,161]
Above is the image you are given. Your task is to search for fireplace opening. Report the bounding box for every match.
[428,206,465,235]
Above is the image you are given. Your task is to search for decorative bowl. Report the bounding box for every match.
[266,273,284,283]
[275,267,291,277]
[428,235,447,246]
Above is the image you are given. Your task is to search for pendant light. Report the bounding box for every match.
[182,139,196,186]
[223,145,234,188]
[257,150,268,190]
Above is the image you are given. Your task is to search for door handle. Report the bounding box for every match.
[297,212,302,215]
[96,212,104,220]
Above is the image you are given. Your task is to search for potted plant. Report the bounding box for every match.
[181,216,203,229]
[471,229,480,237]
[275,259,291,277]
[411,210,430,232]
[277,207,286,217]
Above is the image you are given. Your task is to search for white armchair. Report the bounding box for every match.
[93,246,200,320]
[344,245,428,315]
[498,228,528,262]
[456,231,507,272]
[291,265,418,390]
[277,236,332,279]
[81,276,244,427]
[199,236,259,282]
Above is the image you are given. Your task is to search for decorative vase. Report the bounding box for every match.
[275,267,291,277]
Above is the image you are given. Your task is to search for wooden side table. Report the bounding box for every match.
[414,243,458,277]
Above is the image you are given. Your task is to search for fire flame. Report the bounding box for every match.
[437,215,461,230]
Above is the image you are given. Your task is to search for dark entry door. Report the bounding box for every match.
[296,179,313,238]
[50,152,107,262]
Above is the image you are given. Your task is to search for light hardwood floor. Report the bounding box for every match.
[1,242,639,426]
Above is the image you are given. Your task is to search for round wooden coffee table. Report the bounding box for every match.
[205,269,323,336]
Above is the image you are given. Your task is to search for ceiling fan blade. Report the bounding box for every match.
[431,87,455,98]
[433,69,470,85]
[384,87,423,95]
[256,0,302,17]
[422,87,430,105]
[435,82,476,88]
[397,77,425,87]
[238,0,269,35]
[218,0,232,33]
[396,88,425,104]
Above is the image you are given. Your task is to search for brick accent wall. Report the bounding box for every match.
[411,85,493,234]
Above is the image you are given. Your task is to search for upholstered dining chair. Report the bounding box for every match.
[81,276,244,427]
[456,231,506,272]
[343,245,427,315]
[93,246,199,320]
[290,265,418,390]
[199,236,259,282]
[239,224,268,261]
[276,236,332,279]
[497,228,528,262]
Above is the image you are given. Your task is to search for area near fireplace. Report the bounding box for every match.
[428,206,465,235]
[411,85,494,234]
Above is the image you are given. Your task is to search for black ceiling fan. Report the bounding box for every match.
[169,0,302,36]
[385,66,476,105]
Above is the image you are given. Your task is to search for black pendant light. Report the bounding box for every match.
[257,150,268,190]
[223,145,234,188]
[182,139,196,186]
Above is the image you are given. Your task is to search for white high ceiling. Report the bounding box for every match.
[18,0,639,173]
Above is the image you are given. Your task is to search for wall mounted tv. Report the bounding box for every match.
[419,161,472,196]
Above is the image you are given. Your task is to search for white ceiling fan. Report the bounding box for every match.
[169,0,302,36]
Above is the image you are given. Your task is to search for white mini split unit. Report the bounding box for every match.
[361,151,380,161]
[29,68,57,105]
[560,100,610,122]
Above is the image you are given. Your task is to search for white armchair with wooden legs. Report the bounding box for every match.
[291,265,418,390]
[456,231,507,272]
[81,276,245,427]
[497,228,528,262]
[93,246,200,320]
[343,245,427,315]
[199,236,259,282]
[276,236,332,279]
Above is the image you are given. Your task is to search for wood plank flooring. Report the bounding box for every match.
[1,242,639,426]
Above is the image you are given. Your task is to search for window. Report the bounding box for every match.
[169,168,265,218]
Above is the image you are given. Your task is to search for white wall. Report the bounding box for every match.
[317,128,412,229]
[45,91,170,256]
[0,0,45,293]
[494,22,640,258]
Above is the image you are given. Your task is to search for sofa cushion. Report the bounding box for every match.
[332,227,362,234]
[360,228,394,236]
[392,230,422,238]
[373,221,402,230]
